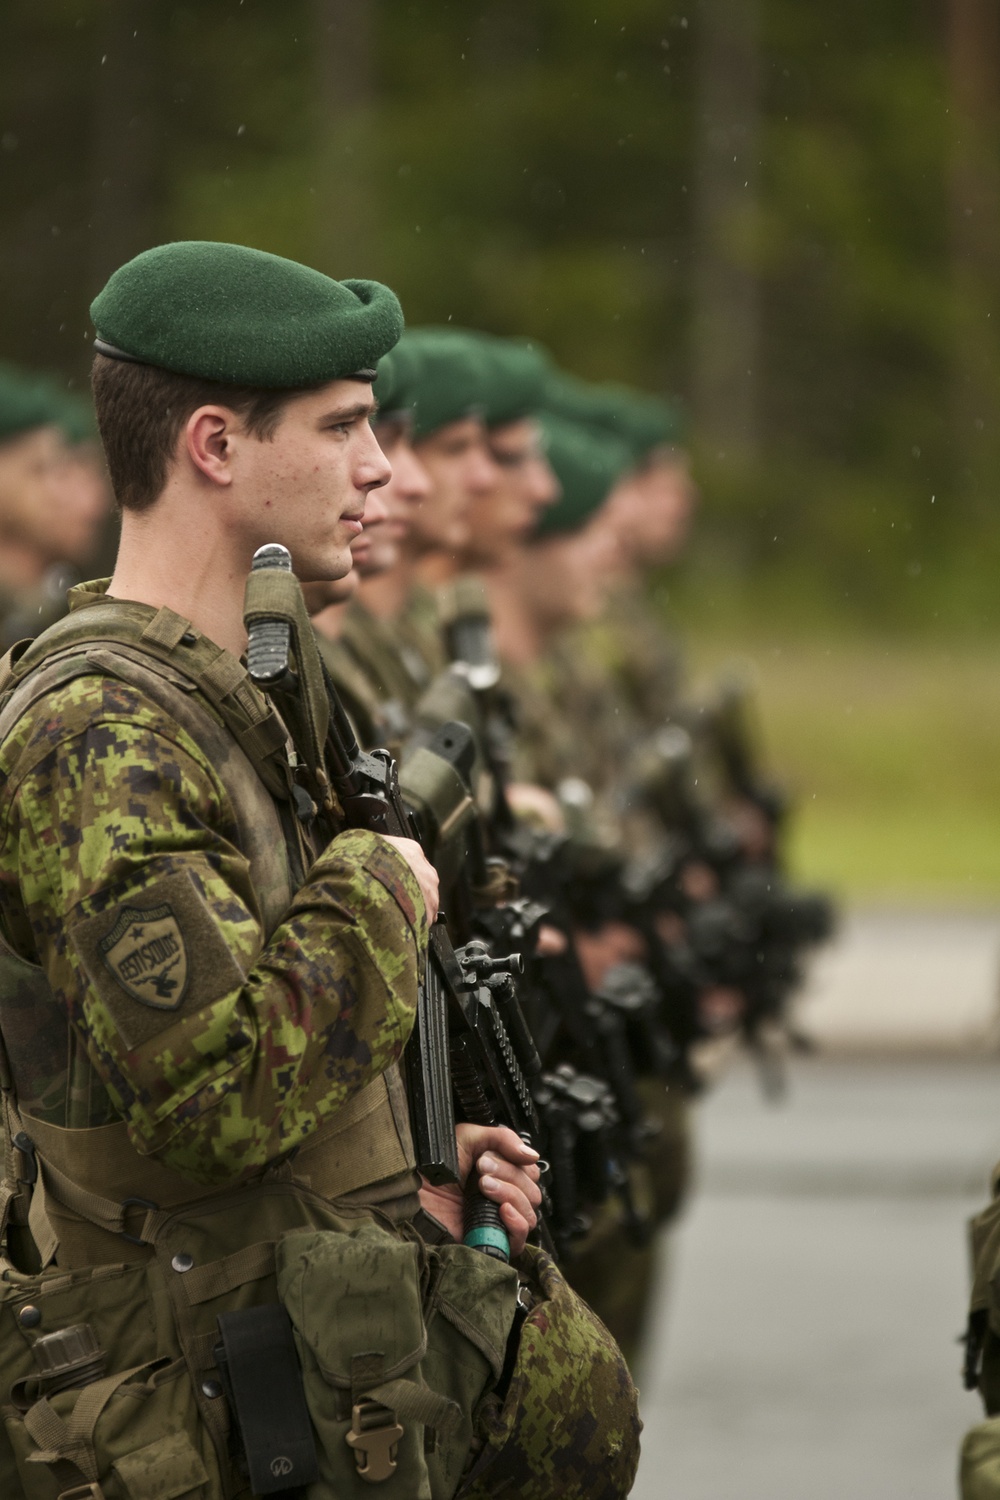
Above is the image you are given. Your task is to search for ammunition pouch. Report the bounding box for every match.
[0,1182,524,1500]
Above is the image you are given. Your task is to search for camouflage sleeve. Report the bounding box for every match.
[4,675,427,1184]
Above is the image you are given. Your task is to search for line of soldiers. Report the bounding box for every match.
[0,242,832,1500]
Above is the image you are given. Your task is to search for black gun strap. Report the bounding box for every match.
[216,1304,319,1495]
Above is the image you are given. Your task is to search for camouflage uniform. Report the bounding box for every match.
[0,583,642,1498]
[580,585,686,735]
[961,1171,1000,1496]
[0,582,427,1268]
[339,588,444,718]
[502,645,693,1366]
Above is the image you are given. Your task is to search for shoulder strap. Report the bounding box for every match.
[0,598,291,803]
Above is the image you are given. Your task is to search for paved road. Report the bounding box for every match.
[630,1057,999,1500]
[797,908,1000,1051]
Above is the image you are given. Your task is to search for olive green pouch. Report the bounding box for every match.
[962,1415,1000,1499]
[0,1259,220,1500]
[276,1222,519,1499]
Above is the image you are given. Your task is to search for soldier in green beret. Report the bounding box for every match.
[0,363,109,652]
[342,327,502,705]
[305,345,434,752]
[0,244,644,1500]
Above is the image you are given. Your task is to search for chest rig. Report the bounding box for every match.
[0,586,416,1271]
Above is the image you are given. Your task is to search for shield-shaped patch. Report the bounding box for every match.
[99,903,189,1010]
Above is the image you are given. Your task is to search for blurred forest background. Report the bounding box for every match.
[2,0,1000,898]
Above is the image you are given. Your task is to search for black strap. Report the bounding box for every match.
[215,1305,319,1495]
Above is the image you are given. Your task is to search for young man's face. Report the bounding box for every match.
[356,417,431,576]
[461,416,559,568]
[607,451,696,570]
[408,416,500,556]
[230,379,391,583]
[525,512,623,629]
[0,425,76,560]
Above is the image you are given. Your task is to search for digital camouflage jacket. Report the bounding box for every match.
[0,587,428,1190]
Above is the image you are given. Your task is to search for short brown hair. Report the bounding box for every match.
[90,354,309,512]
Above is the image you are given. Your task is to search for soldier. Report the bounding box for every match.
[357,328,500,698]
[959,1177,1000,1496]
[0,364,108,652]
[307,345,433,752]
[0,244,639,1499]
[486,411,704,1364]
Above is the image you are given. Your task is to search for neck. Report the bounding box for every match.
[485,566,546,666]
[109,484,250,657]
[359,555,416,621]
[414,552,459,589]
[311,600,349,642]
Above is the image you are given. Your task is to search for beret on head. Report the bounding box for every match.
[544,371,686,464]
[398,327,489,440]
[373,339,423,418]
[464,332,552,427]
[533,414,632,540]
[53,390,98,446]
[0,362,65,446]
[90,241,404,388]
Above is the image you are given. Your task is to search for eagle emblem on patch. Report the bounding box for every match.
[99,903,189,1010]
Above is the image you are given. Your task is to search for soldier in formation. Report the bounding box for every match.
[0,242,640,1500]
[0,239,830,1499]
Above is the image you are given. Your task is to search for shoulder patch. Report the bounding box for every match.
[98,902,188,1010]
[69,868,248,1050]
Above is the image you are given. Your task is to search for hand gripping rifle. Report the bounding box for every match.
[244,544,544,1262]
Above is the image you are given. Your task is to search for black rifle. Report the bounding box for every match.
[246,544,544,1261]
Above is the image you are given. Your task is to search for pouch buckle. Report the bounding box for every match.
[346,1400,405,1483]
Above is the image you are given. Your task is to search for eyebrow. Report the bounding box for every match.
[318,400,377,425]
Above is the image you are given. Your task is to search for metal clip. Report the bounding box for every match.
[346,1401,405,1483]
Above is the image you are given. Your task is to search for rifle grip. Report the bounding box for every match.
[463,1184,510,1262]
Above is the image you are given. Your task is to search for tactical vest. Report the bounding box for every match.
[0,588,417,1272]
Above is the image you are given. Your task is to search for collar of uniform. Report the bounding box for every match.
[67,577,114,611]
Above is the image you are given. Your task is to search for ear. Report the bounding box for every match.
[184,405,238,488]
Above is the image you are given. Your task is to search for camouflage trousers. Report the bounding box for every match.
[564,1082,692,1367]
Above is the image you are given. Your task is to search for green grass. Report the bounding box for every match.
[683,634,1000,903]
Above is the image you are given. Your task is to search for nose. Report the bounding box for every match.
[358,422,393,491]
[528,455,560,509]
[396,444,432,503]
[468,444,502,495]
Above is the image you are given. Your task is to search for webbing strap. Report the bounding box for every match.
[243,565,333,810]
[23,1358,163,1481]
[181,1241,276,1305]
[28,1151,165,1261]
[364,1378,462,1436]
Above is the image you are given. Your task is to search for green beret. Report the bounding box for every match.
[53,390,98,446]
[464,332,552,427]
[544,371,686,463]
[533,414,632,539]
[398,328,489,441]
[91,241,403,388]
[0,362,63,446]
[373,340,422,419]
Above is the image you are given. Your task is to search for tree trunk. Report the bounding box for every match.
[690,0,762,466]
[946,0,1000,510]
[87,0,162,297]
[312,0,377,277]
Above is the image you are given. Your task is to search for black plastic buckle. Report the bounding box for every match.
[12,1131,37,1186]
[119,1196,158,1247]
